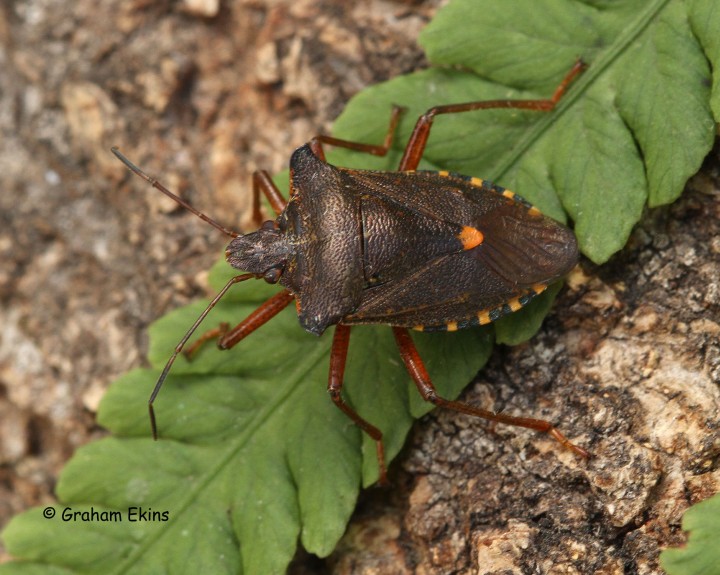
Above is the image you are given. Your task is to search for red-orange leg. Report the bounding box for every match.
[155,287,294,441]
[308,105,405,163]
[217,290,294,350]
[398,60,586,171]
[183,322,230,359]
[184,289,295,359]
[251,170,287,224]
[152,285,295,438]
[183,170,292,357]
[329,324,388,484]
[392,327,589,458]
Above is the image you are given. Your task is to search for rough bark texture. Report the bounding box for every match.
[327,173,720,574]
[1,1,718,573]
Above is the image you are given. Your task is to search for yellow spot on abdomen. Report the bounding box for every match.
[458,226,484,250]
[508,298,523,312]
[477,310,492,325]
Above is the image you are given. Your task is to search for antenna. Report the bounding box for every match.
[147,273,256,439]
[111,146,252,438]
[111,147,239,238]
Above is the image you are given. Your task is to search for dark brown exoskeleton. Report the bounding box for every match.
[113,60,588,483]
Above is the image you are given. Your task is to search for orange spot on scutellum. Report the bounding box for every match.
[458,226,484,250]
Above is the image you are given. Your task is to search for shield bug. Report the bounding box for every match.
[113,60,588,483]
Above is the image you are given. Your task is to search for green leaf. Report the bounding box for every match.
[333,0,717,263]
[689,0,720,118]
[1,266,491,574]
[494,283,563,346]
[3,1,719,574]
[660,494,720,575]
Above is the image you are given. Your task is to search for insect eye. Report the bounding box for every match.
[261,220,277,230]
[264,267,282,284]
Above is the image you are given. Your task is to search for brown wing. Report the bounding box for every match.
[339,170,577,329]
[342,250,520,327]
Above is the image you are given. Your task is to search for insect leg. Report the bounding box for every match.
[252,170,287,224]
[392,327,589,459]
[184,289,295,358]
[398,60,586,171]
[182,171,291,357]
[308,105,405,162]
[329,324,388,484]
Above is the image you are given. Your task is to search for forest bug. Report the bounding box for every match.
[113,60,588,483]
